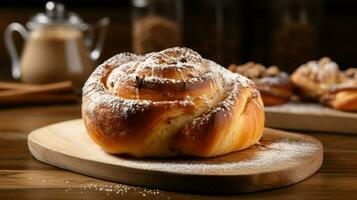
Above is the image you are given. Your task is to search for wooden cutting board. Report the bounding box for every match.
[265,102,357,134]
[28,119,323,194]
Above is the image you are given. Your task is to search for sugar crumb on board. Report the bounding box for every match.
[64,182,172,199]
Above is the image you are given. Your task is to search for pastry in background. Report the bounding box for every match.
[82,47,265,158]
[291,57,341,99]
[321,68,357,111]
[228,62,293,106]
[292,57,357,111]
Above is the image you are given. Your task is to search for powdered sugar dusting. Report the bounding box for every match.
[185,60,259,130]
[301,57,341,84]
[258,72,292,86]
[135,47,204,71]
[118,139,319,175]
[83,47,259,119]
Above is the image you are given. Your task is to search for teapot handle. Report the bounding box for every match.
[90,17,110,61]
[4,23,29,79]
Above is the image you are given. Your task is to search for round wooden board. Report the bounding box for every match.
[28,119,323,194]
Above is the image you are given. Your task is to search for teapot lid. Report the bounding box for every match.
[27,1,86,30]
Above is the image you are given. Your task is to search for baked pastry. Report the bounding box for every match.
[320,68,357,111]
[82,47,265,158]
[291,57,341,99]
[292,57,357,111]
[228,62,293,106]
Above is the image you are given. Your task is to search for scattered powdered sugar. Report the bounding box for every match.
[136,47,204,70]
[303,58,340,83]
[178,99,195,107]
[143,75,180,83]
[187,64,260,129]
[65,183,167,198]
[119,99,152,114]
[258,72,292,86]
[208,60,252,86]
[121,139,319,175]
[268,139,317,151]
[71,183,132,195]
[139,74,203,84]
[84,89,152,117]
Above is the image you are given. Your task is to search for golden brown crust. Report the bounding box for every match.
[228,62,293,106]
[82,47,265,157]
[292,58,357,111]
[320,68,357,111]
[291,57,341,99]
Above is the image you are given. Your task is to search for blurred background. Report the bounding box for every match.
[0,0,356,81]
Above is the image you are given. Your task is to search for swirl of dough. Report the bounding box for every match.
[82,47,265,157]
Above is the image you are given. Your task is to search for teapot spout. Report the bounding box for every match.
[90,17,110,61]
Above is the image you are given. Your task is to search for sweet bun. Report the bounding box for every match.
[82,47,265,157]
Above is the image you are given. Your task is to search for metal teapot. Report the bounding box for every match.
[4,1,110,86]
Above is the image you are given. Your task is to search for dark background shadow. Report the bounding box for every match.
[1,0,356,79]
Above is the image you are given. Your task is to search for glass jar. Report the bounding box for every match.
[184,0,241,66]
[270,0,321,73]
[131,0,182,54]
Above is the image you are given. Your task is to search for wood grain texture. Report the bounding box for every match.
[265,102,357,134]
[0,104,80,132]
[27,119,323,194]
[1,104,357,199]
[0,81,73,92]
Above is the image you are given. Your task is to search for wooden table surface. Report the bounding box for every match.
[1,103,357,200]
